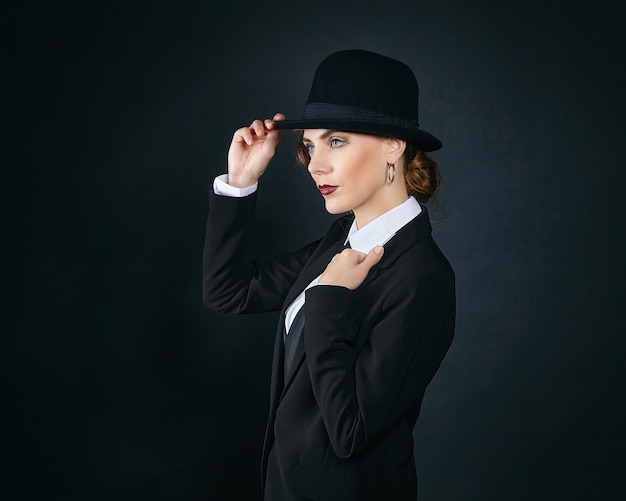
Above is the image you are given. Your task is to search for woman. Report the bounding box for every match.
[203,49,455,501]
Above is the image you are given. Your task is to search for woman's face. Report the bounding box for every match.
[302,129,401,227]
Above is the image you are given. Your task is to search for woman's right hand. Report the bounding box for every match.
[227,112,285,188]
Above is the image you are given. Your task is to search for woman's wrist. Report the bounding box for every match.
[227,172,259,189]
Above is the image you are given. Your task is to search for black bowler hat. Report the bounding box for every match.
[275,49,442,151]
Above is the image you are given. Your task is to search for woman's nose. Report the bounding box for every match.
[307,152,330,176]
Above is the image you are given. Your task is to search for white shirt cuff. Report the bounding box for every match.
[213,174,258,197]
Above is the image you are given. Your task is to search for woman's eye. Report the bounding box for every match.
[304,143,314,154]
[329,138,346,148]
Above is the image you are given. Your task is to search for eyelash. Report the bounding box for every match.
[304,137,347,154]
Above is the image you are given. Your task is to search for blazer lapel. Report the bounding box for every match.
[282,237,347,310]
[281,332,305,396]
[375,206,433,271]
[268,232,348,412]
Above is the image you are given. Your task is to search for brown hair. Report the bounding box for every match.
[295,136,442,205]
[402,142,441,204]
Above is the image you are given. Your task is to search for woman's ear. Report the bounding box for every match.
[385,138,406,164]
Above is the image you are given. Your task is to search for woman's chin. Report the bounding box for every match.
[323,200,348,215]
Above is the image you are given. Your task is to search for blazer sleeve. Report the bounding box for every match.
[202,190,319,315]
[303,271,456,459]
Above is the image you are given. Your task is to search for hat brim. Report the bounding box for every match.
[274,119,442,152]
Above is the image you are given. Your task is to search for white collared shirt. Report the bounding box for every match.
[212,174,422,334]
[284,197,421,333]
[344,196,422,253]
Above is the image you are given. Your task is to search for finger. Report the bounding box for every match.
[234,127,254,145]
[264,119,282,136]
[360,246,384,270]
[265,126,281,144]
[341,248,365,264]
[250,119,267,137]
[265,113,286,130]
[262,128,282,157]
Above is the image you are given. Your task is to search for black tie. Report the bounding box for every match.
[284,306,305,380]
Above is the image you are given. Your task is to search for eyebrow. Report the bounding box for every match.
[302,130,338,142]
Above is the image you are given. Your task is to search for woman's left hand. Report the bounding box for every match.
[318,246,384,290]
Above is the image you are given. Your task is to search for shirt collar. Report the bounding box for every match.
[345,196,422,253]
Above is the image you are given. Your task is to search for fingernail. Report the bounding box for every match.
[374,246,384,255]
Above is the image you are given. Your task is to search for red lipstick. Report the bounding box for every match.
[319,185,338,196]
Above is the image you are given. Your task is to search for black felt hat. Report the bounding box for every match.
[275,49,442,151]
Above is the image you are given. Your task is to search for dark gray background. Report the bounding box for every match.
[7,0,625,499]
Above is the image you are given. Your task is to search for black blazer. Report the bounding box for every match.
[203,190,456,501]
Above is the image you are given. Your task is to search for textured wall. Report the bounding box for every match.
[7,0,625,499]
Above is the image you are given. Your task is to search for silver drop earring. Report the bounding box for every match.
[387,162,396,183]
